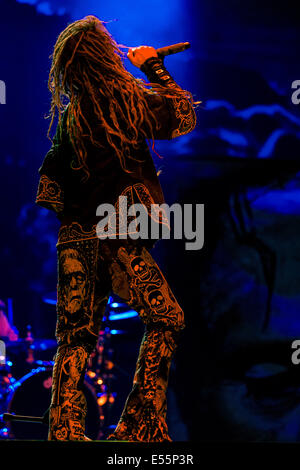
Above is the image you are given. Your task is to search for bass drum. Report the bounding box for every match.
[5,367,100,440]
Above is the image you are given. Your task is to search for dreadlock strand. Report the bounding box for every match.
[47,15,197,179]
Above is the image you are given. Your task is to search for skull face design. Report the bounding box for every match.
[60,249,88,315]
[131,257,150,281]
[148,289,167,314]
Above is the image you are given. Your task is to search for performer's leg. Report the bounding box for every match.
[101,240,185,442]
[48,238,111,441]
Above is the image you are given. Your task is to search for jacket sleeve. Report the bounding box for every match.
[140,57,197,140]
[35,122,65,216]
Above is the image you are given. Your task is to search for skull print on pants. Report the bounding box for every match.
[49,234,184,441]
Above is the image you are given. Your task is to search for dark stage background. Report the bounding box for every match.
[1,0,300,441]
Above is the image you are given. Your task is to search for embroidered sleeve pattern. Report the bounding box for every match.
[141,57,196,139]
[36,174,64,214]
[169,96,197,138]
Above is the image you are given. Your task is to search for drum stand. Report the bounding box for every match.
[86,327,117,440]
[0,302,130,440]
[3,411,48,426]
[0,326,118,440]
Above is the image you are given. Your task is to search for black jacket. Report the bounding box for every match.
[36,58,196,247]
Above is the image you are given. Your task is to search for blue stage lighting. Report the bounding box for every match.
[109,310,138,321]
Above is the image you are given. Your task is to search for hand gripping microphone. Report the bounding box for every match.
[156,42,190,58]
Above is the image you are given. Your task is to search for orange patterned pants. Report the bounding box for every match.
[48,238,185,441]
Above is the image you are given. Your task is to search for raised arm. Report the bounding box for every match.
[128,46,197,140]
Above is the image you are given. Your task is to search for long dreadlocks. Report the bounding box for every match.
[48,15,195,180]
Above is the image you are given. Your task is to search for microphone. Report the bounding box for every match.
[156,42,190,58]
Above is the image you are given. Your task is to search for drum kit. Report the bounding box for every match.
[0,296,139,440]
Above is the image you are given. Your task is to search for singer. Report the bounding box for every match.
[36,15,197,441]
